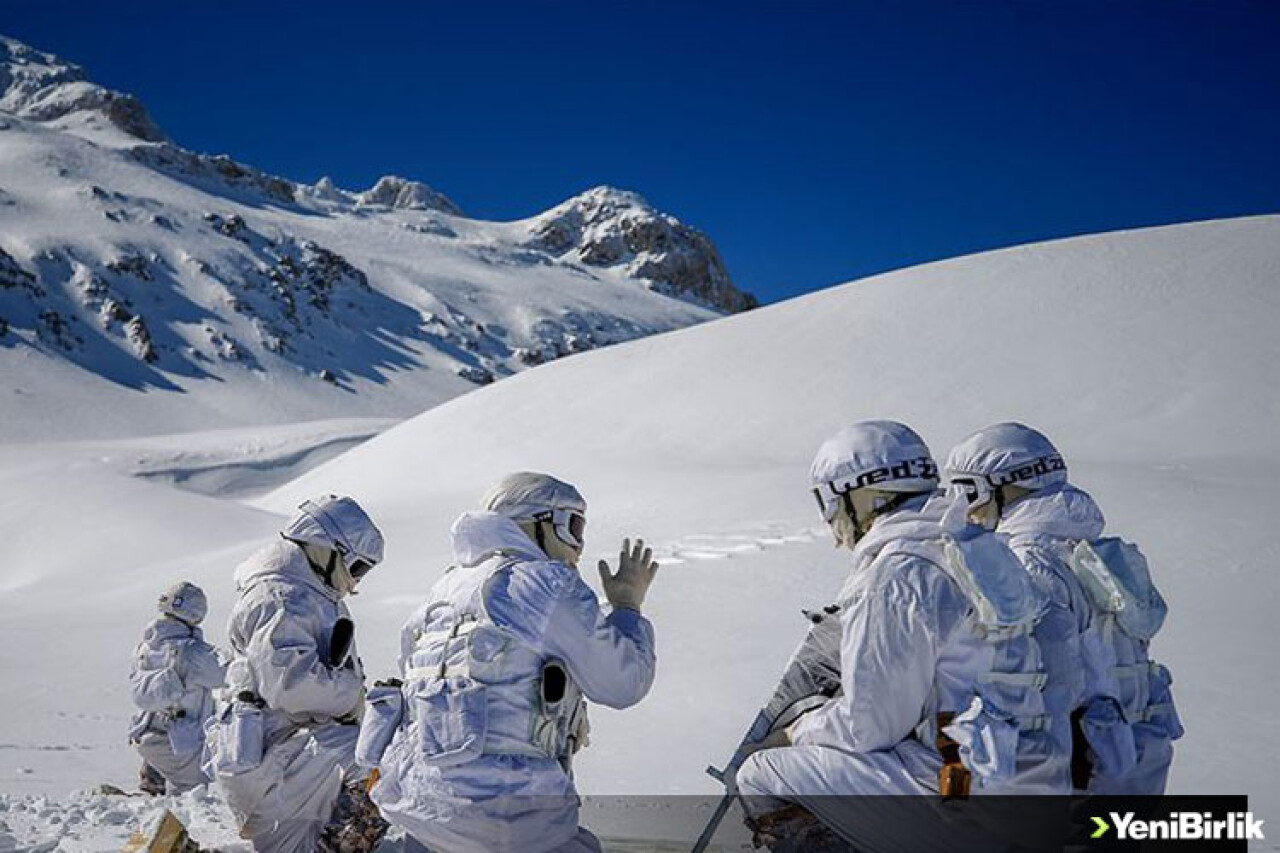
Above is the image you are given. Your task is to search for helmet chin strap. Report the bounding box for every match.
[302,544,352,594]
[841,492,861,539]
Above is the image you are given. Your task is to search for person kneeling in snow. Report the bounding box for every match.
[206,495,388,853]
[945,423,1182,795]
[129,581,226,795]
[361,472,659,853]
[735,421,1062,851]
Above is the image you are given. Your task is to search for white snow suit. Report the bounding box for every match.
[368,511,657,853]
[207,540,367,853]
[128,615,226,792]
[999,484,1181,794]
[737,494,1062,848]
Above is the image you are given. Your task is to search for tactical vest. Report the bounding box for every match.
[890,531,1053,789]
[403,554,588,767]
[1064,537,1181,735]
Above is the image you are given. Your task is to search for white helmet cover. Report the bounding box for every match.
[158,581,207,625]
[482,471,586,521]
[282,495,385,567]
[945,422,1067,493]
[810,420,939,494]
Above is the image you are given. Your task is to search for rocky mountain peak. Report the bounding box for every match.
[356,175,462,216]
[529,185,757,313]
[0,35,165,142]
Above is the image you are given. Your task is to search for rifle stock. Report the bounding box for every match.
[690,606,843,852]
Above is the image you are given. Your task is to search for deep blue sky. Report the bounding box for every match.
[5,1,1279,303]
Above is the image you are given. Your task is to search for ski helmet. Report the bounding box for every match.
[158,581,207,625]
[944,422,1067,511]
[482,471,588,549]
[282,495,385,580]
[809,420,938,523]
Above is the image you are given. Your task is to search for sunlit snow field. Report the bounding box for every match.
[3,218,1279,849]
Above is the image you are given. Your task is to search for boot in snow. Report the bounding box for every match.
[745,804,852,852]
[138,762,167,796]
[319,777,390,853]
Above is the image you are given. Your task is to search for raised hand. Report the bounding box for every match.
[597,537,659,613]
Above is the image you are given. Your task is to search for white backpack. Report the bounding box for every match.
[1069,537,1167,641]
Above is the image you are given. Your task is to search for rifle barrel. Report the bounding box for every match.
[690,791,736,853]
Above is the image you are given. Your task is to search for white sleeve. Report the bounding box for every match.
[790,556,940,751]
[241,594,363,719]
[541,577,657,710]
[181,640,228,689]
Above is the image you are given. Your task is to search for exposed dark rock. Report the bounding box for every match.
[124,315,156,362]
[0,246,38,291]
[456,365,494,385]
[529,187,756,313]
[0,36,166,141]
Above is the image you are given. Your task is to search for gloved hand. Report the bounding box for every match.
[597,538,659,613]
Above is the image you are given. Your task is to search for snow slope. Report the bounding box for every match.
[262,216,1280,814]
[1,216,1277,848]
[0,34,753,442]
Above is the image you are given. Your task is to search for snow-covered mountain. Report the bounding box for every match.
[2,216,1276,850]
[0,34,754,441]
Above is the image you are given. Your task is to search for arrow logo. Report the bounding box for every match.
[1091,816,1111,838]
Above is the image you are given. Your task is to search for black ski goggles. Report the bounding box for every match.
[534,508,587,550]
[947,474,994,508]
[334,541,376,581]
[812,479,856,523]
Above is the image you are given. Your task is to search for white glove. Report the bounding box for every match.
[597,538,659,613]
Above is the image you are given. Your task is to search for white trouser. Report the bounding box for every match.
[135,732,208,793]
[216,723,359,853]
[737,743,1053,853]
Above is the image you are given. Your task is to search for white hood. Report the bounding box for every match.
[233,538,336,600]
[852,491,964,566]
[450,511,546,568]
[1000,484,1105,543]
[143,614,199,644]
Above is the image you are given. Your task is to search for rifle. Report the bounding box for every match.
[691,604,844,853]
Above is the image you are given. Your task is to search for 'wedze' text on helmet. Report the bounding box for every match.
[844,456,938,490]
[985,455,1065,488]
